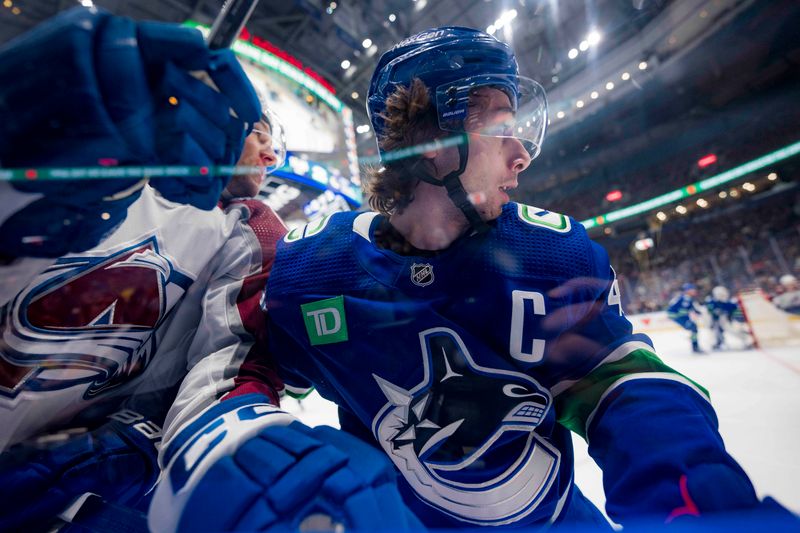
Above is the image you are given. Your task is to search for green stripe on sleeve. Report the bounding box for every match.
[555,349,708,439]
[282,385,315,400]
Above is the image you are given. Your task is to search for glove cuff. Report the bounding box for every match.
[150,394,295,533]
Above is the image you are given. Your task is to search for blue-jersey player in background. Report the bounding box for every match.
[705,286,752,350]
[152,26,796,532]
[668,283,705,353]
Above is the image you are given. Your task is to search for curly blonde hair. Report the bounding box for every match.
[365,78,441,215]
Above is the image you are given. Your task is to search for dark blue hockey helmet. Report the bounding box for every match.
[366,26,547,161]
[682,283,697,292]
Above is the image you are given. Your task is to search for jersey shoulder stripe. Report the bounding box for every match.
[494,203,595,282]
[269,211,367,295]
[554,345,709,438]
[515,204,572,233]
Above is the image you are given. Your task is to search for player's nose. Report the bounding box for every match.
[261,148,277,168]
[506,137,531,174]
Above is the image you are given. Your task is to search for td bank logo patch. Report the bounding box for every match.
[301,296,348,345]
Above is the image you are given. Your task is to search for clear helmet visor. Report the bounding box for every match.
[435,74,547,159]
[252,107,287,174]
[229,108,287,199]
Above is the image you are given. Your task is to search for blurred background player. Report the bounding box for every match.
[151,26,794,531]
[668,283,705,353]
[773,274,800,314]
[705,285,753,350]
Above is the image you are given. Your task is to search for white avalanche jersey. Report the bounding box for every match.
[0,185,285,450]
[773,289,800,314]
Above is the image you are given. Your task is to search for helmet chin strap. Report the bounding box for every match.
[401,135,491,234]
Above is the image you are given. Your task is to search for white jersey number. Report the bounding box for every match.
[607,267,623,316]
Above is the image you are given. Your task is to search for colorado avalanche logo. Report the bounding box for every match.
[372,327,560,525]
[0,236,193,399]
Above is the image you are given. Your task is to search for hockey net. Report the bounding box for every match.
[737,289,800,348]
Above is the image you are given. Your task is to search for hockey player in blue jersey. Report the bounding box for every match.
[151,26,795,531]
[668,283,705,353]
[705,286,736,349]
[705,286,752,350]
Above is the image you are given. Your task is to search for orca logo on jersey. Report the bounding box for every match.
[0,236,193,399]
[371,327,561,526]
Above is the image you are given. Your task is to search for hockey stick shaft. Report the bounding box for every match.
[206,0,261,49]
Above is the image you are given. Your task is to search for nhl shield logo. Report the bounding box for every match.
[410,263,434,287]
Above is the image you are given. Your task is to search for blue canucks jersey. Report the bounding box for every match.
[705,297,739,321]
[668,294,703,319]
[265,204,741,527]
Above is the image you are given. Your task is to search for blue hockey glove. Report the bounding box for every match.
[0,409,161,532]
[0,7,261,257]
[662,466,799,528]
[150,394,423,532]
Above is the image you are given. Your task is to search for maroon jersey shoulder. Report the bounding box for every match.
[224,199,287,405]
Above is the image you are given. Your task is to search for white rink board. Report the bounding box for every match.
[283,317,800,518]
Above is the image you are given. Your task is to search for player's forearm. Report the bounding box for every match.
[160,231,281,452]
[586,378,760,523]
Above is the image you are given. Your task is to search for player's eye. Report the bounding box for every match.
[252,129,271,144]
[482,118,515,137]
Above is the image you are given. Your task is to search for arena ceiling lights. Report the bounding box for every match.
[581,139,800,230]
[186,22,344,113]
[552,63,640,122]
[486,9,518,36]
[567,29,603,61]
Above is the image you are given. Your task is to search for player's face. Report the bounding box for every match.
[458,87,532,221]
[226,120,278,198]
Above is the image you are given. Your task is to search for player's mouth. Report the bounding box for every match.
[249,165,266,187]
[498,182,517,200]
